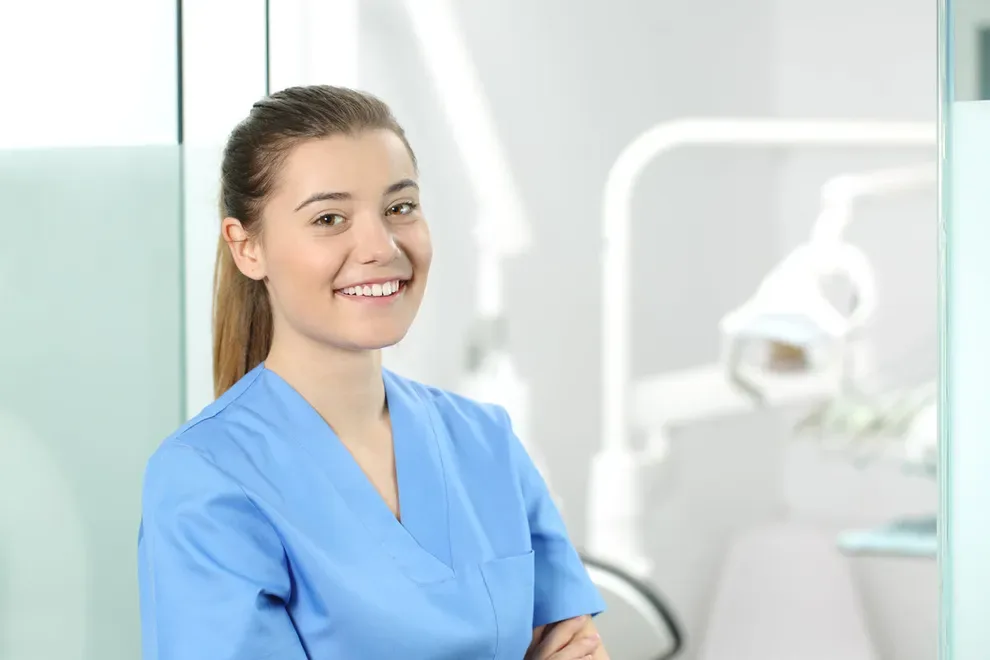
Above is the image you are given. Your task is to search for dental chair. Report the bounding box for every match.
[698,521,877,660]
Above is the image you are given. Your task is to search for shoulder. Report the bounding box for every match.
[172,366,265,447]
[143,368,266,502]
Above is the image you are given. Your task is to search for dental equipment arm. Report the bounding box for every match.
[601,119,934,456]
[630,362,844,433]
[719,161,937,476]
[592,118,934,574]
[812,163,937,244]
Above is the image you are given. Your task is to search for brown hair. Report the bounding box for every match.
[213,85,417,398]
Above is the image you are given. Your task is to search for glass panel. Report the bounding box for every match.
[941,0,990,657]
[949,0,990,102]
[0,3,183,660]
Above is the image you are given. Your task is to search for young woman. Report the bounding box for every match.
[137,85,608,660]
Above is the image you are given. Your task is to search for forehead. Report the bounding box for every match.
[276,130,416,198]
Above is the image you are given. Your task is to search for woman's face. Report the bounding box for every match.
[228,129,432,353]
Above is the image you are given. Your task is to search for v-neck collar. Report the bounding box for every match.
[257,364,454,583]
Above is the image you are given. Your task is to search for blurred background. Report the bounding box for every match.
[1,0,978,658]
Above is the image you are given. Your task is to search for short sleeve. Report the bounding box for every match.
[138,443,307,660]
[497,406,607,627]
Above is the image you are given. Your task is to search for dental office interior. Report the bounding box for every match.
[4,0,984,658]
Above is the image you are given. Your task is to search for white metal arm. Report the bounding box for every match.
[812,162,937,244]
[601,119,936,455]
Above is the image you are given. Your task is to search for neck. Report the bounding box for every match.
[265,334,386,436]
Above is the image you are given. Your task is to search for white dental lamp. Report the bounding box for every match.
[721,162,936,403]
[591,119,936,577]
[787,163,938,472]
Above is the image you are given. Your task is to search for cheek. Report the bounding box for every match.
[266,236,342,290]
[405,223,433,270]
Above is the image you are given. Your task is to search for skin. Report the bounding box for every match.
[224,129,608,659]
[529,616,609,660]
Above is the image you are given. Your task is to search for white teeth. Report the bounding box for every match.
[341,280,402,297]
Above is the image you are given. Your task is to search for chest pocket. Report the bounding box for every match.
[480,551,536,660]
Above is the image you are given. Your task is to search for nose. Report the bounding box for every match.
[352,213,401,265]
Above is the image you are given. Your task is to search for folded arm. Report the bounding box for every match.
[497,405,610,659]
[529,616,610,659]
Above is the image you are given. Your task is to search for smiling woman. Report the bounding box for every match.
[137,85,609,660]
[220,125,432,364]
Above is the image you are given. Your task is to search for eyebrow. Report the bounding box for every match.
[293,178,419,212]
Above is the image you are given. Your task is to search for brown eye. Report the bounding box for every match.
[314,213,345,227]
[386,202,418,216]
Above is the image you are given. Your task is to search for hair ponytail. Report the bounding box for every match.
[212,236,273,398]
[211,84,415,398]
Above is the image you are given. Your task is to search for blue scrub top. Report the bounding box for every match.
[138,364,605,659]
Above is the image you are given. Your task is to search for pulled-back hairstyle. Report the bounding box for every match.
[213,85,416,398]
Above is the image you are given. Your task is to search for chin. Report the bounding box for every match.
[339,327,410,352]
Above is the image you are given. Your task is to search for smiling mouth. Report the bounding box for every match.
[336,279,407,298]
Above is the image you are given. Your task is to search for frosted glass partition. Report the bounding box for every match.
[941,0,990,657]
[0,0,274,657]
[0,147,184,658]
[0,1,183,659]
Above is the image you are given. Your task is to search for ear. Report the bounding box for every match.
[222,217,266,281]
